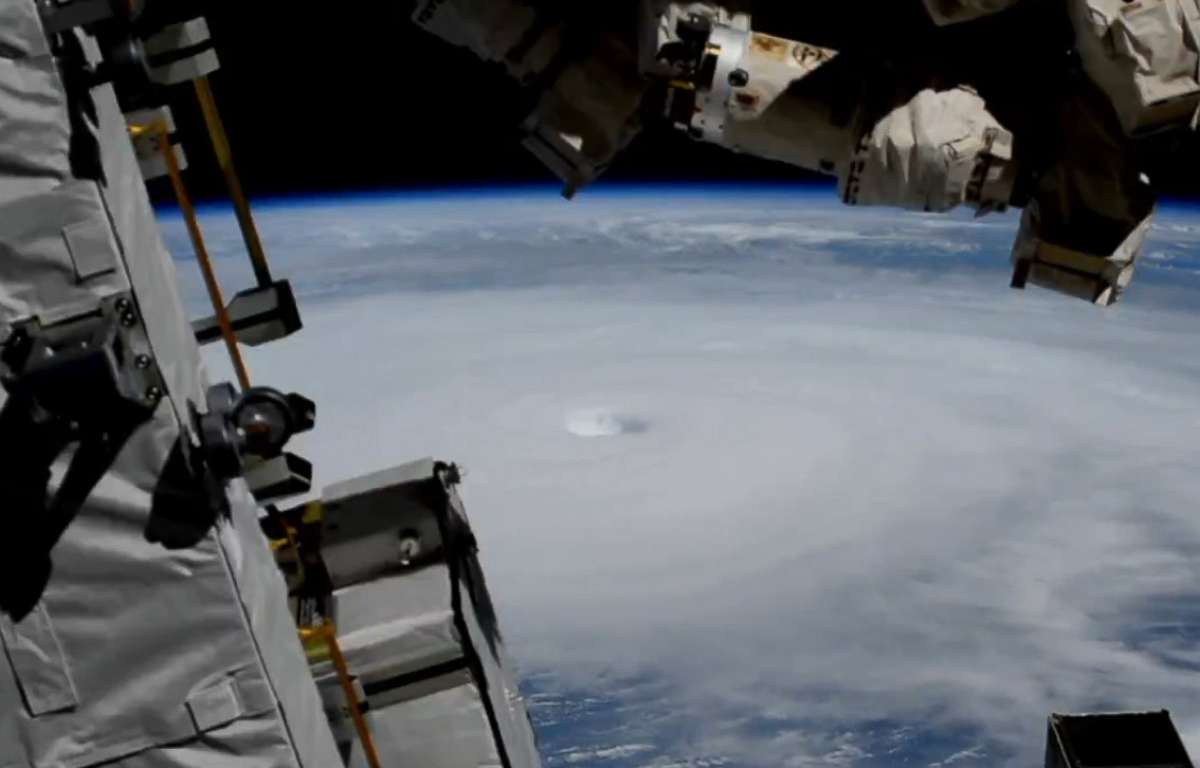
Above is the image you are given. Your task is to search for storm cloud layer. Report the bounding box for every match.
[163,189,1200,767]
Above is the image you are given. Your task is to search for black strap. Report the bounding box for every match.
[145,433,229,550]
[0,390,150,621]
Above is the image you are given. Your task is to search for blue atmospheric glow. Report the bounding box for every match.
[155,180,840,216]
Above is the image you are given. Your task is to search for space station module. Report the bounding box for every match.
[0,2,539,766]
[416,0,1200,306]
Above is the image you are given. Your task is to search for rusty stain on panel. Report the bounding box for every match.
[751,33,789,59]
[734,91,760,109]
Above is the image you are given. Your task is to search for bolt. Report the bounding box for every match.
[145,385,162,404]
[120,312,137,327]
[135,354,152,369]
[728,68,749,88]
[115,298,131,313]
[397,531,421,565]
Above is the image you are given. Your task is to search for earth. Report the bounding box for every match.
[163,186,1200,768]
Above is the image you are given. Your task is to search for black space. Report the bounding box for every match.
[154,1,1200,203]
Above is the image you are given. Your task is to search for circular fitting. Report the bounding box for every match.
[233,388,298,458]
[397,529,422,566]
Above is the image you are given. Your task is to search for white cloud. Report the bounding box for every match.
[170,192,1200,767]
[930,746,987,766]
[561,744,656,763]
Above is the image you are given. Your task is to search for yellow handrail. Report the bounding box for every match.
[130,119,251,389]
[193,76,274,288]
[300,623,384,768]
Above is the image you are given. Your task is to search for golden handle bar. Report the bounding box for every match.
[130,119,252,390]
[193,76,275,288]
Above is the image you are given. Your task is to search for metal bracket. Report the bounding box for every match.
[245,453,314,502]
[192,280,303,348]
[191,382,316,498]
[1,294,165,416]
[0,293,164,620]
